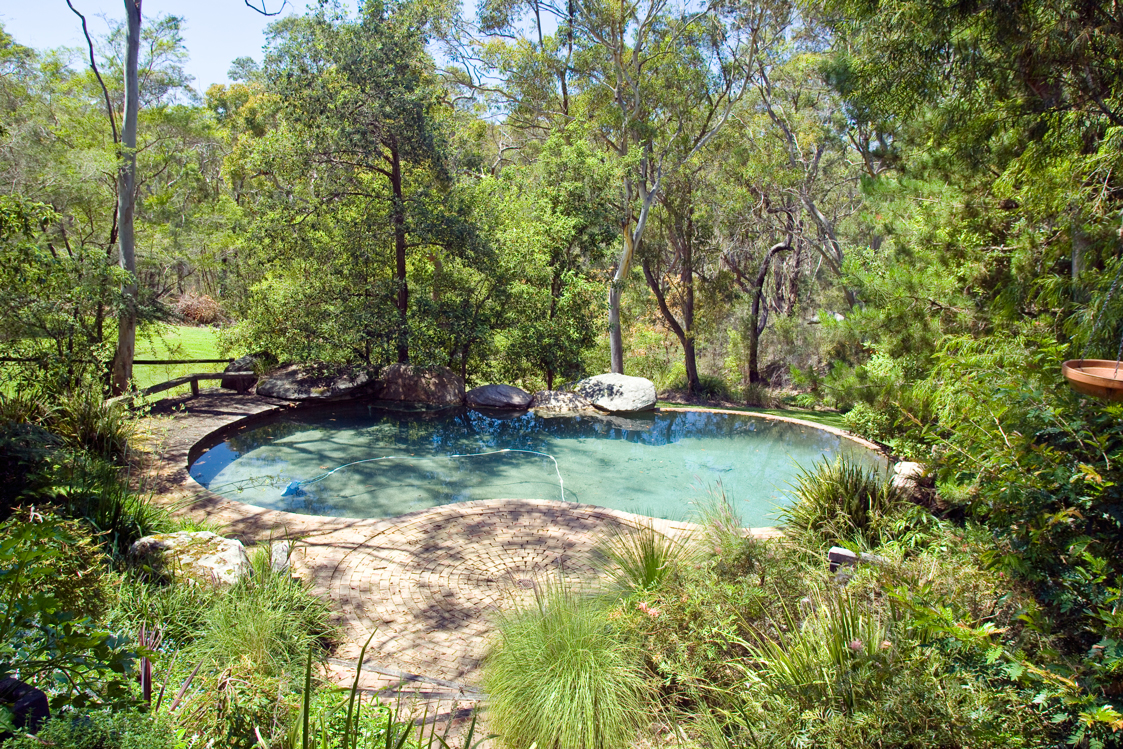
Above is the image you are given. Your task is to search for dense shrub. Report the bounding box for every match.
[780,456,908,548]
[110,546,335,749]
[3,709,179,749]
[0,513,140,713]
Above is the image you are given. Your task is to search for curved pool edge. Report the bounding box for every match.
[164,394,883,542]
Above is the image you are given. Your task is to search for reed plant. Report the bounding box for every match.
[599,522,692,595]
[483,581,650,749]
[780,456,905,547]
[743,591,894,713]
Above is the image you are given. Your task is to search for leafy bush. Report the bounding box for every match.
[0,422,58,518]
[52,454,168,555]
[0,513,142,712]
[780,456,906,547]
[484,582,649,749]
[49,391,136,465]
[2,709,179,749]
[842,401,894,442]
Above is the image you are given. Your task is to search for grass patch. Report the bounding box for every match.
[133,324,224,397]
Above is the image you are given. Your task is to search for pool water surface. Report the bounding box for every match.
[189,405,881,527]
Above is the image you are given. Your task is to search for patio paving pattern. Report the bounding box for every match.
[142,390,784,694]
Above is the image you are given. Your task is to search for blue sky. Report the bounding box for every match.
[0,0,360,91]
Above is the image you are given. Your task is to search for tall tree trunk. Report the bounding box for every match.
[609,187,657,373]
[110,0,141,396]
[747,243,791,383]
[390,138,409,363]
[641,258,698,393]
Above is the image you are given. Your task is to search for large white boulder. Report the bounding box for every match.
[572,373,657,413]
[891,461,927,494]
[131,531,251,586]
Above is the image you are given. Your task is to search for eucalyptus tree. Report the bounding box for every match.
[256,1,448,364]
[110,0,141,395]
[465,0,793,374]
[637,167,718,394]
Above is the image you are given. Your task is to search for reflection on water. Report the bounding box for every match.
[190,405,882,526]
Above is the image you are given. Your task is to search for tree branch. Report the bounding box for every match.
[66,0,119,144]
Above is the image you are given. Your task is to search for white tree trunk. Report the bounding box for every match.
[111,0,141,395]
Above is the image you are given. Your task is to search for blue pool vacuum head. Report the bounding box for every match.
[281,480,305,497]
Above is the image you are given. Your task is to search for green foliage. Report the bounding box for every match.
[484,582,649,749]
[2,709,180,749]
[780,456,907,548]
[598,524,692,596]
[744,591,895,713]
[185,546,335,679]
[0,513,141,712]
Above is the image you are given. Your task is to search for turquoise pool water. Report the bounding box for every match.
[189,405,881,526]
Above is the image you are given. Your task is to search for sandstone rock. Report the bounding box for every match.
[256,364,374,401]
[378,364,464,406]
[891,461,927,494]
[131,531,250,586]
[466,384,532,409]
[529,390,596,412]
[572,373,657,413]
[271,540,294,574]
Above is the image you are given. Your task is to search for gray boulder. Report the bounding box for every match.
[466,384,532,410]
[377,364,464,406]
[572,373,657,413]
[131,531,250,586]
[256,364,374,401]
[530,390,596,413]
[220,353,267,390]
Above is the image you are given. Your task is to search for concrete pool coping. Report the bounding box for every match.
[143,390,880,692]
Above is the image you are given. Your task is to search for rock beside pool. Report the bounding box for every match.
[256,364,375,400]
[573,373,657,413]
[530,390,596,412]
[220,352,274,390]
[891,461,928,495]
[378,364,464,406]
[130,531,250,586]
[467,384,532,409]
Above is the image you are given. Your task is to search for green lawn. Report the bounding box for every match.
[134,325,224,397]
[656,400,847,429]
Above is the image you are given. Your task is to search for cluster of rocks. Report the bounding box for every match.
[240,361,659,414]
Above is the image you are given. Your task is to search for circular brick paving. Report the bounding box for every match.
[328,501,629,687]
[141,393,820,694]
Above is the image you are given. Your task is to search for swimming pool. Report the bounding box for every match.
[188,404,881,527]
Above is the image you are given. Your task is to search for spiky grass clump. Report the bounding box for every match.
[780,456,905,547]
[186,545,334,677]
[484,583,650,749]
[51,389,136,464]
[747,591,894,713]
[599,523,692,595]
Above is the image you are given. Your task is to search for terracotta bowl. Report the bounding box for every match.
[1062,359,1123,402]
